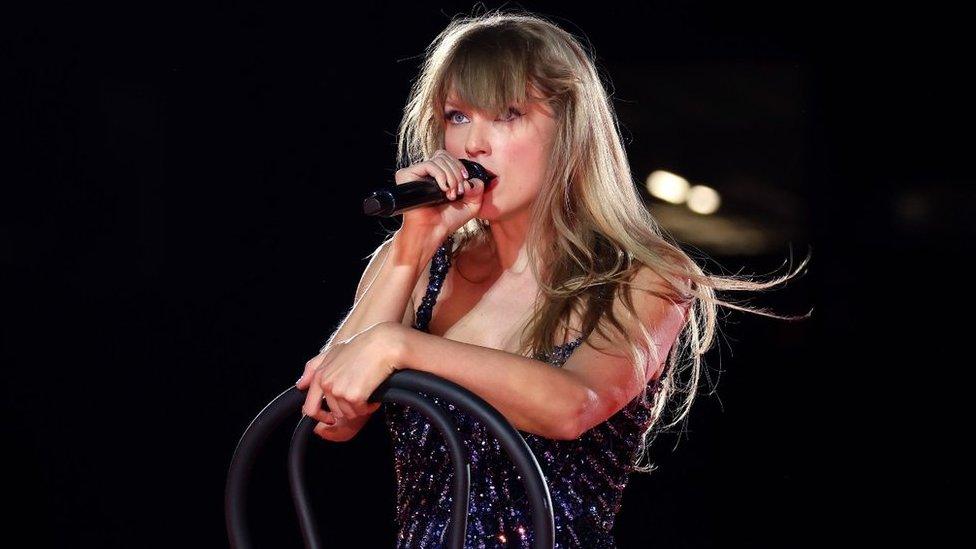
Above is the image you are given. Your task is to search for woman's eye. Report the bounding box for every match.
[444,110,467,125]
[501,107,523,121]
[444,107,522,125]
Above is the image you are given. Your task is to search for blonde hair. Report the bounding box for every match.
[391,7,811,474]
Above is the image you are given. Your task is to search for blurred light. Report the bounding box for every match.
[686,185,721,214]
[645,170,690,204]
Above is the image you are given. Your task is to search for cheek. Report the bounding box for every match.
[444,133,464,156]
[502,141,548,191]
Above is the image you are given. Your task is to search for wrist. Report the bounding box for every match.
[392,229,445,271]
[376,321,410,372]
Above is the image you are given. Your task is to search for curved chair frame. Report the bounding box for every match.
[225,369,555,548]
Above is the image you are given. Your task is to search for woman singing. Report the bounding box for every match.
[296,9,807,548]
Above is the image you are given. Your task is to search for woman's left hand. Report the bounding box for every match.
[296,322,403,424]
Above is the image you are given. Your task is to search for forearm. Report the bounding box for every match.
[391,325,589,440]
[322,230,442,352]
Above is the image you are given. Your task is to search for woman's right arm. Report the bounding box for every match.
[320,147,481,352]
[304,149,482,441]
[310,229,442,442]
[320,228,441,351]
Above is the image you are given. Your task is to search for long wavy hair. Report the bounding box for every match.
[389,8,811,474]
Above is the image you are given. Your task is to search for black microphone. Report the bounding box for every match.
[362,159,495,217]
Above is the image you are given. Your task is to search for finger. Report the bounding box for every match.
[313,419,342,440]
[323,390,344,421]
[424,161,450,195]
[454,156,469,180]
[431,157,459,199]
[460,177,480,199]
[434,152,465,193]
[297,358,317,389]
[309,408,337,425]
[347,394,373,418]
[298,347,335,389]
[303,371,325,418]
[452,157,469,194]
[332,391,358,421]
[313,422,337,439]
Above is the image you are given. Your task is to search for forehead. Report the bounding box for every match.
[441,82,554,117]
[443,91,520,112]
[444,94,470,107]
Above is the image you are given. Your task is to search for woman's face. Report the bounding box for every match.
[442,87,558,222]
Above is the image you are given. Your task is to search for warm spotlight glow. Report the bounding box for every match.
[686,185,721,214]
[645,170,690,204]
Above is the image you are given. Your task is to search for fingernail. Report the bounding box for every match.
[462,167,469,178]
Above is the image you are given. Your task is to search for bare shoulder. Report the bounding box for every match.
[625,264,690,305]
[603,264,691,340]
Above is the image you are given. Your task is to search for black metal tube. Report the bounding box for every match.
[288,387,471,549]
[225,369,555,548]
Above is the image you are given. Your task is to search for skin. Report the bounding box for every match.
[297,85,568,437]
[297,86,685,443]
[442,88,559,276]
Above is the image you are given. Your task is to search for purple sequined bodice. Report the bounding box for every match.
[383,234,662,548]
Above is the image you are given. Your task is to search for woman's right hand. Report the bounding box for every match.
[395,149,488,240]
[298,349,380,442]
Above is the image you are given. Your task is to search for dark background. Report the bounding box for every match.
[3,1,969,547]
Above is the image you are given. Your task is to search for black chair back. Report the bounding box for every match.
[225,369,555,548]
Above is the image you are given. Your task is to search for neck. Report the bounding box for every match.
[486,210,534,276]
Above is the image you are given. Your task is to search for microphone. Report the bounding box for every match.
[362,158,495,217]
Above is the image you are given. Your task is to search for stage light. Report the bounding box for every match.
[645,170,690,204]
[686,185,721,214]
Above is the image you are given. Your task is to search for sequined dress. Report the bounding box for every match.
[383,234,665,548]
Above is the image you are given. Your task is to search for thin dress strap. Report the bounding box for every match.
[411,233,593,367]
[412,234,455,332]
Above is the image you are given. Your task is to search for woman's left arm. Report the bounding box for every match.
[299,267,688,441]
[390,324,590,440]
[391,269,690,440]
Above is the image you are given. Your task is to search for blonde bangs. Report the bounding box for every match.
[434,28,548,118]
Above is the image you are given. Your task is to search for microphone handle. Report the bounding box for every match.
[362,179,449,217]
[362,158,493,217]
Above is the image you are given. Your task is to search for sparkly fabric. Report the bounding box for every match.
[384,234,663,548]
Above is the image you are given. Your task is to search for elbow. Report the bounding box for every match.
[552,386,598,441]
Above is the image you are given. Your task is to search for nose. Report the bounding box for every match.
[464,120,491,158]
